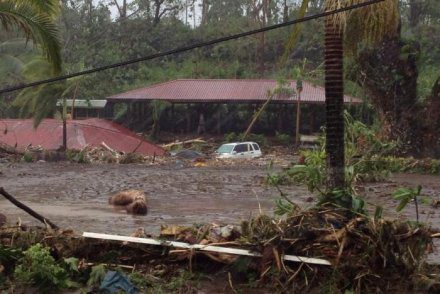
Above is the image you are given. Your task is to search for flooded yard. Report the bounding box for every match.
[0,161,311,235]
[0,161,439,261]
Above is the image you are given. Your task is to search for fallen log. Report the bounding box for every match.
[83,232,332,266]
[0,187,59,229]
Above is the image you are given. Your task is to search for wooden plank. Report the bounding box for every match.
[82,232,331,266]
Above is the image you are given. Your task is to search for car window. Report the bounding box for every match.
[234,144,247,153]
[217,144,234,154]
[252,144,260,150]
[248,144,253,151]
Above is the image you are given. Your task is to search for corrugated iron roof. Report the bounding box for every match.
[107,79,362,104]
[0,119,165,156]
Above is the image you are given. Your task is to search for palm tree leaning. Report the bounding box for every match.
[0,0,62,73]
[322,0,398,192]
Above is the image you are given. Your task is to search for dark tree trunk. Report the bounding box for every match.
[409,0,422,28]
[201,0,210,25]
[153,0,164,25]
[62,119,67,151]
[283,0,288,22]
[324,17,345,189]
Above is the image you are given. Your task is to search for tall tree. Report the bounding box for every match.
[322,0,399,190]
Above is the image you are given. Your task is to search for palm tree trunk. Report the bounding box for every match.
[324,17,345,189]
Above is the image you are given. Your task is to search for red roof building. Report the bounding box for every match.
[0,118,165,156]
[107,79,362,104]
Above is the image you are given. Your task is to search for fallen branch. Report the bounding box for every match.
[101,141,118,155]
[83,232,332,266]
[0,187,59,229]
[161,138,206,149]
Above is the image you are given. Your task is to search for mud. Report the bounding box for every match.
[0,161,311,235]
[0,161,439,262]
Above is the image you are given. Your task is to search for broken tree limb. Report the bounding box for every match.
[101,141,117,155]
[83,232,332,266]
[243,93,274,140]
[0,187,59,229]
[161,138,206,149]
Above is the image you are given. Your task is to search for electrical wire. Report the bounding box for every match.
[0,0,385,95]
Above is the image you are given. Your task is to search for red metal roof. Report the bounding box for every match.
[107,79,362,104]
[0,119,165,156]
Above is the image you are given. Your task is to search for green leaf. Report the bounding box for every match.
[63,257,79,273]
[374,206,383,220]
[352,197,365,213]
[396,198,410,212]
[87,264,106,286]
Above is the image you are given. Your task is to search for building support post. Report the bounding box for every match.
[295,80,303,146]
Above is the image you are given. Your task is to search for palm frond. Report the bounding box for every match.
[0,53,24,75]
[15,0,60,19]
[326,0,399,54]
[0,1,62,73]
[21,56,54,79]
[279,0,310,68]
[13,82,64,128]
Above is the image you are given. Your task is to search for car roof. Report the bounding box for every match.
[220,142,259,146]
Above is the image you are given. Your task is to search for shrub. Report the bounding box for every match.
[22,152,33,163]
[246,133,268,147]
[275,132,291,145]
[223,132,239,143]
[14,244,73,292]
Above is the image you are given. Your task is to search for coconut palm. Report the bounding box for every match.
[322,0,398,190]
[0,0,61,72]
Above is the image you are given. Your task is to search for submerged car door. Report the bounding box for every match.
[247,143,256,158]
[233,144,247,157]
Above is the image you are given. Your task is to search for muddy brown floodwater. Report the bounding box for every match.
[0,161,439,263]
[0,161,312,235]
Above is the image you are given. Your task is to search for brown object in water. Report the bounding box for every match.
[109,189,148,215]
[126,200,148,215]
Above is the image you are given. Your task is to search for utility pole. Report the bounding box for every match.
[295,79,303,146]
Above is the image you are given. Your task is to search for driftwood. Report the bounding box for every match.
[0,187,59,229]
[162,138,206,149]
[100,141,117,155]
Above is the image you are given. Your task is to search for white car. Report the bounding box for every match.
[216,142,262,159]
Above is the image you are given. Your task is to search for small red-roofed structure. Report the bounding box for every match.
[0,118,165,156]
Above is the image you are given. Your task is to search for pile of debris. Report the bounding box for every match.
[66,144,167,165]
[0,207,437,292]
[0,142,168,165]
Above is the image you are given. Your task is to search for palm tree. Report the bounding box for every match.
[0,0,62,73]
[281,0,398,191]
[322,0,398,190]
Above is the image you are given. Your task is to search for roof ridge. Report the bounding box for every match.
[174,78,281,82]
[108,79,180,97]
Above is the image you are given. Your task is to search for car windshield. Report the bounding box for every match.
[217,144,234,154]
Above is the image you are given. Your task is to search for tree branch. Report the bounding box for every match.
[0,187,59,229]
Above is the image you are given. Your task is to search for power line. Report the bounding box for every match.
[0,0,384,95]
